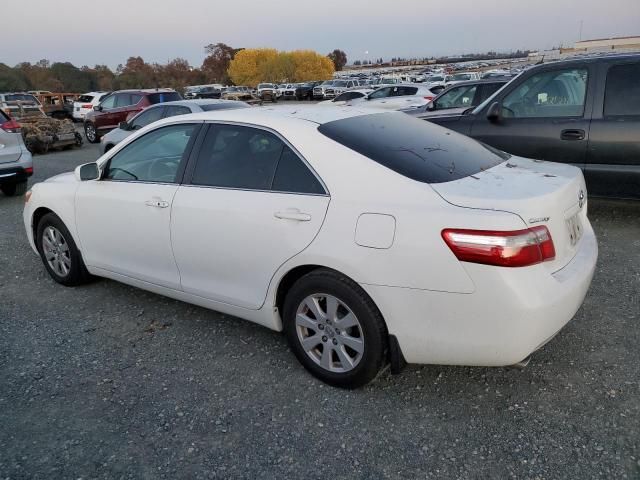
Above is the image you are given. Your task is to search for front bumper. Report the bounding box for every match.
[362,222,598,366]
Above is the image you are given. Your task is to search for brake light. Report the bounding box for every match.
[424,96,434,100]
[442,226,555,267]
[24,167,33,174]
[82,104,93,109]
[0,119,21,133]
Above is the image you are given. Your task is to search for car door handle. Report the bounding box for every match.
[274,211,312,222]
[145,199,169,208]
[561,129,585,141]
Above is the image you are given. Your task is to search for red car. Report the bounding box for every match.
[83,89,181,143]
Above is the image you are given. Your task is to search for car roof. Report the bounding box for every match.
[152,104,380,127]
[112,88,176,94]
[443,78,510,87]
[531,52,640,68]
[147,99,246,107]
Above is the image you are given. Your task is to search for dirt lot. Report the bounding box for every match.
[1,139,639,479]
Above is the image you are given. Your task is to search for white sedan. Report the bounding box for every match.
[319,89,373,106]
[23,106,597,388]
[350,84,437,110]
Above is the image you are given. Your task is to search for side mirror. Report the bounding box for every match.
[365,95,371,101]
[75,162,100,182]
[426,102,436,111]
[93,105,102,112]
[486,101,502,123]
[119,121,129,130]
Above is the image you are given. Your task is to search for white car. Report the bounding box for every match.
[352,84,437,110]
[23,107,597,388]
[72,92,111,121]
[319,89,373,106]
[324,79,361,98]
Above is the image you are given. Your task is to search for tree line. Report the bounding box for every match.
[0,44,348,93]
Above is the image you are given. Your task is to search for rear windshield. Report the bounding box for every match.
[5,94,39,103]
[147,92,182,104]
[77,95,94,102]
[317,112,508,184]
[200,102,250,111]
[0,109,8,121]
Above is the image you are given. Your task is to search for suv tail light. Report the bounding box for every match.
[424,96,434,101]
[442,226,555,268]
[82,104,93,109]
[0,119,21,133]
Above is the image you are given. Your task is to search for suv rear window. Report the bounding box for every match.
[77,95,94,102]
[5,94,39,103]
[317,112,507,184]
[147,92,182,104]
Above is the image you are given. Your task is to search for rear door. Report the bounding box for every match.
[171,123,330,309]
[585,60,640,198]
[469,65,595,168]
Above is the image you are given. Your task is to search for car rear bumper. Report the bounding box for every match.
[0,153,33,184]
[361,221,598,366]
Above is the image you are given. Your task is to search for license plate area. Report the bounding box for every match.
[566,212,582,246]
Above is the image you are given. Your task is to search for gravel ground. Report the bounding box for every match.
[1,138,639,480]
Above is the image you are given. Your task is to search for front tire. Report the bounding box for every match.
[283,269,388,388]
[37,213,91,286]
[84,122,100,143]
[1,180,28,196]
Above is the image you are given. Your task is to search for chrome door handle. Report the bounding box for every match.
[274,211,312,222]
[145,199,169,208]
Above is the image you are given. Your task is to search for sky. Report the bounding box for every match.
[4,0,639,69]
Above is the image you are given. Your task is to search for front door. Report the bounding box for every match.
[76,122,200,290]
[470,65,594,168]
[171,123,330,309]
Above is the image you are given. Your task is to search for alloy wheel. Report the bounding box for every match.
[42,226,71,277]
[295,294,364,373]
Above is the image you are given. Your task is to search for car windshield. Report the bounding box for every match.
[451,74,472,81]
[318,112,507,184]
[333,81,348,87]
[429,76,444,82]
[258,84,274,89]
[322,81,335,85]
[5,94,39,103]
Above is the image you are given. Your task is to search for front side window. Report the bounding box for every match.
[148,92,182,104]
[105,124,196,183]
[368,87,391,100]
[604,63,640,116]
[99,95,116,109]
[164,105,192,117]
[435,85,478,109]
[394,86,418,96]
[191,124,324,194]
[130,106,164,130]
[502,68,588,118]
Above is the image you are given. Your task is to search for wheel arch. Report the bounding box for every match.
[32,206,55,246]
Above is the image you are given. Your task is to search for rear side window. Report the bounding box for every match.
[318,112,506,184]
[0,109,8,122]
[200,102,249,111]
[77,95,94,102]
[604,63,640,116]
[115,94,133,108]
[148,92,182,104]
[191,124,324,194]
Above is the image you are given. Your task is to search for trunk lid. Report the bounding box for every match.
[431,156,588,272]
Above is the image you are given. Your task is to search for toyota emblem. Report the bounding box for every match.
[578,189,585,209]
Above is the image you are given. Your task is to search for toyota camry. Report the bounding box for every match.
[23,106,598,388]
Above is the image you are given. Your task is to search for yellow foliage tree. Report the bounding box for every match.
[228,49,334,86]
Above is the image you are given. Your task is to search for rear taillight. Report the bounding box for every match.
[0,119,21,133]
[442,226,556,267]
[24,167,33,174]
[81,104,93,109]
[424,96,434,100]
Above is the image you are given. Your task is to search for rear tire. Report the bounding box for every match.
[36,213,92,286]
[1,180,28,197]
[283,268,388,388]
